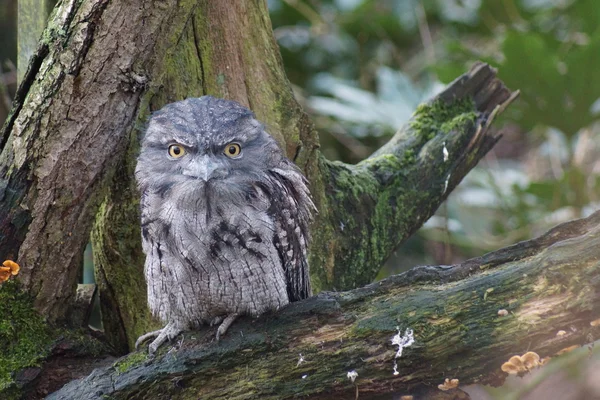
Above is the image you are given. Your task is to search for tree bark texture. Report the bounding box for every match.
[48,210,600,400]
[0,0,516,336]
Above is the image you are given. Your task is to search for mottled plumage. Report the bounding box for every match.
[135,96,314,353]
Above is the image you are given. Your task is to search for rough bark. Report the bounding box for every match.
[0,0,516,336]
[48,210,600,400]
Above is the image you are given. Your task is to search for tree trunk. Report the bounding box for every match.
[48,210,600,400]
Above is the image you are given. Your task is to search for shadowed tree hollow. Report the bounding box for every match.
[0,1,598,399]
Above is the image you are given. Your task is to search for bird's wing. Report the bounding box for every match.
[139,192,172,321]
[269,163,315,301]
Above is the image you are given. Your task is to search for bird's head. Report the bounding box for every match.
[136,96,285,195]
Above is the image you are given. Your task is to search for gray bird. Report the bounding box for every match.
[134,96,314,354]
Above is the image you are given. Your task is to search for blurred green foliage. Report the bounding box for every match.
[436,0,600,135]
[0,0,17,66]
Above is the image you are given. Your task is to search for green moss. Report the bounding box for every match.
[92,147,161,352]
[113,351,149,374]
[401,148,416,164]
[315,154,431,291]
[441,112,478,133]
[272,91,302,150]
[359,153,402,171]
[411,98,477,140]
[0,280,53,396]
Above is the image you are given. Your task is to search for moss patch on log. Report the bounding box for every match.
[0,280,53,398]
[411,98,477,140]
[113,351,149,374]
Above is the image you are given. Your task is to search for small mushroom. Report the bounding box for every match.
[438,378,459,391]
[2,260,20,275]
[521,352,540,370]
[0,270,10,282]
[501,361,521,375]
[501,351,541,375]
[498,309,509,316]
[0,260,19,282]
[556,330,567,337]
[508,355,524,369]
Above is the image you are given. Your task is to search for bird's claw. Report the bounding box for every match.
[135,322,184,354]
[135,329,162,350]
[215,313,239,341]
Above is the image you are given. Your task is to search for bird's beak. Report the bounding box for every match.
[184,155,220,181]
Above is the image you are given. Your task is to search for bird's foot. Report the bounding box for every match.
[135,321,184,354]
[215,313,239,341]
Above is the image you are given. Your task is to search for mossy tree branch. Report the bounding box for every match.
[92,2,517,350]
[311,63,518,291]
[49,211,600,400]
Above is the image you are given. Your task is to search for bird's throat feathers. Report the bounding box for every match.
[154,177,270,228]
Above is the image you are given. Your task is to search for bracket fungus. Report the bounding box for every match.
[438,378,459,391]
[501,351,541,375]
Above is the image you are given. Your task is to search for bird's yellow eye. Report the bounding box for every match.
[223,143,241,158]
[168,144,186,158]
